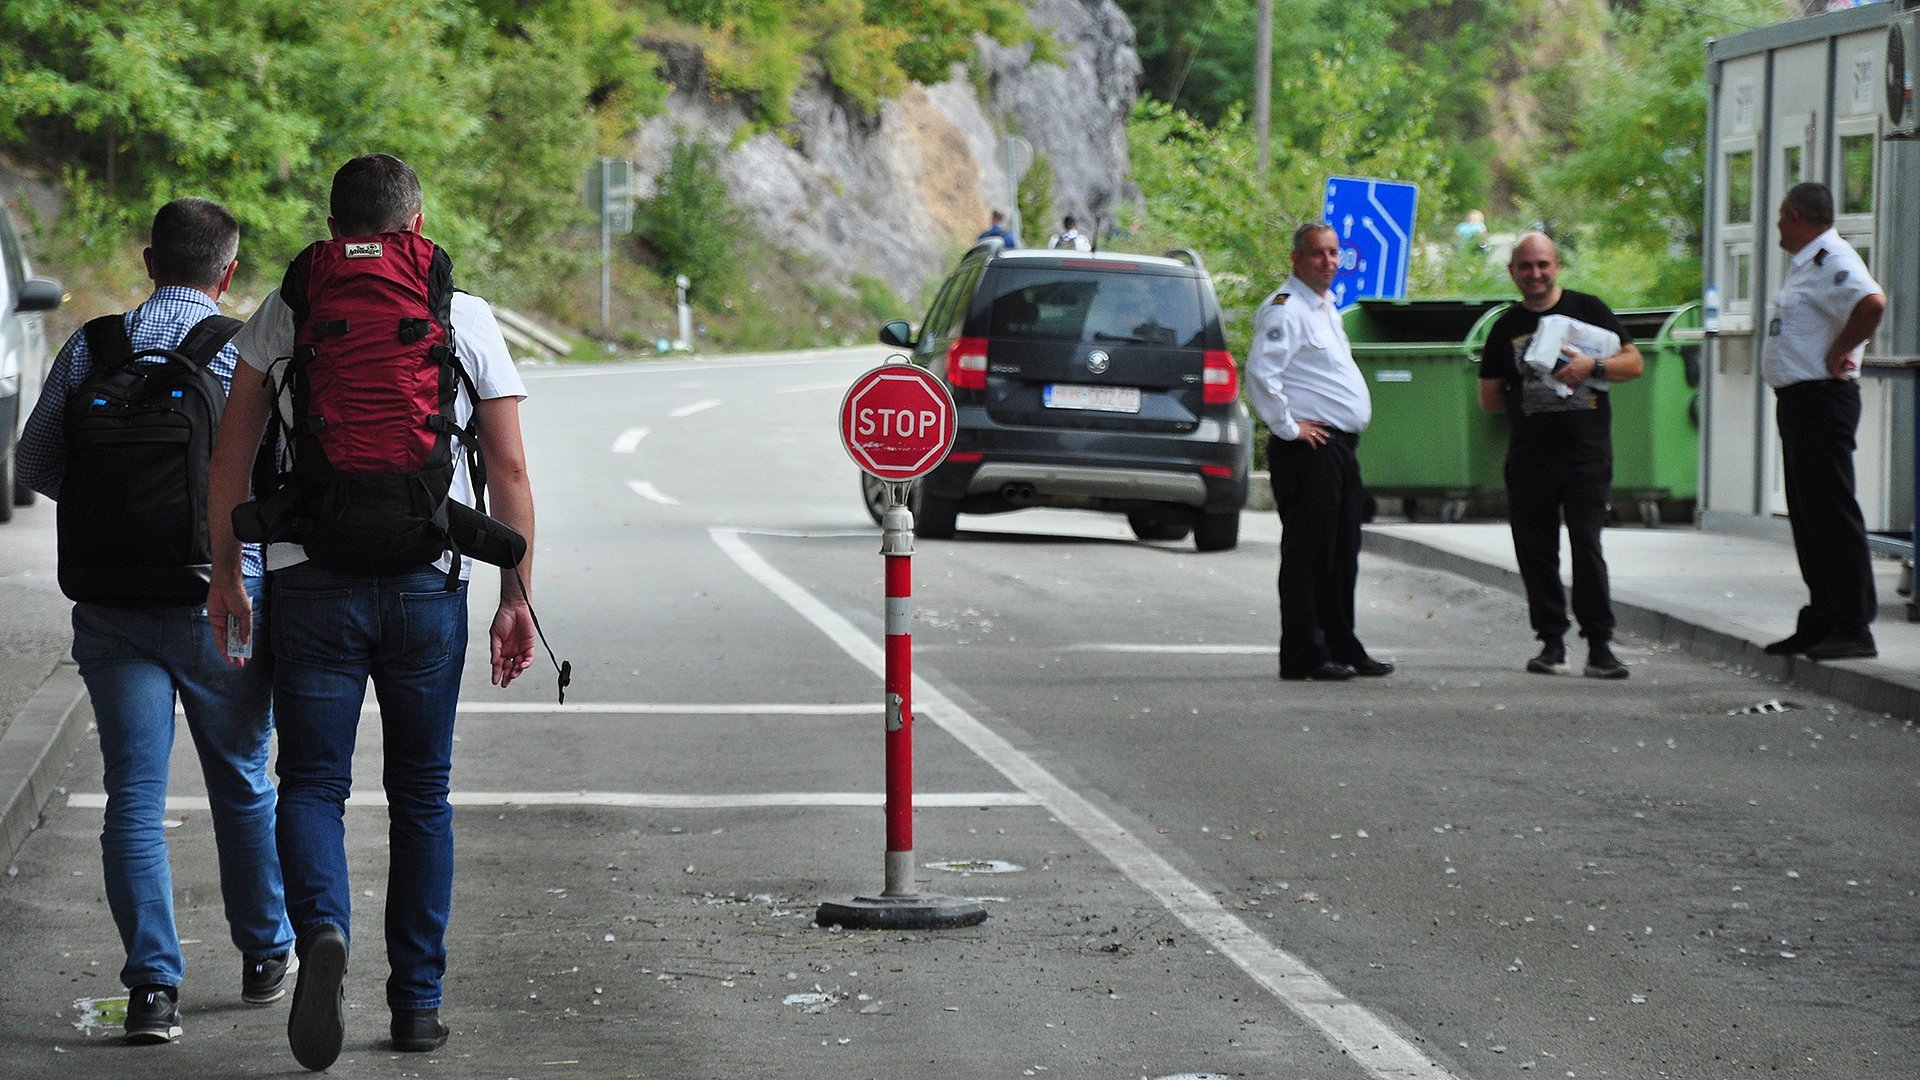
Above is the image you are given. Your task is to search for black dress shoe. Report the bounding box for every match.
[1802,635,1877,661]
[1343,656,1394,677]
[1280,661,1356,681]
[1762,631,1822,656]
[392,1008,450,1052]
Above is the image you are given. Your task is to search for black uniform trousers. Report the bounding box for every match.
[1269,431,1366,674]
[1776,379,1877,638]
[1505,452,1615,643]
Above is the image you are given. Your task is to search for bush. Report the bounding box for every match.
[635,135,743,303]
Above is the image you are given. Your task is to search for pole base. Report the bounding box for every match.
[815,894,988,931]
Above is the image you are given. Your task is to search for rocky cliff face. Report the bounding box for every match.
[632,0,1143,307]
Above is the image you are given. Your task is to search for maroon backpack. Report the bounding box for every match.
[235,231,523,576]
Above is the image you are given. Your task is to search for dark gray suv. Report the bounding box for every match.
[865,242,1251,550]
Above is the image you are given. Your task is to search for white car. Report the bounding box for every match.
[0,204,63,522]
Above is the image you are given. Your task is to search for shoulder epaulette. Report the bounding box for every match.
[1267,290,1291,306]
[1813,249,1828,267]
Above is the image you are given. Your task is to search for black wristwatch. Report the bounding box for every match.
[1594,357,1607,381]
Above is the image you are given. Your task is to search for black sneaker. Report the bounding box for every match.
[288,926,348,1071]
[244,948,299,1005]
[124,984,181,1045]
[1803,634,1877,661]
[1526,639,1567,675]
[1585,643,1630,679]
[391,1007,450,1052]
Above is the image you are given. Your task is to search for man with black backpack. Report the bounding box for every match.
[205,153,539,1071]
[16,197,297,1045]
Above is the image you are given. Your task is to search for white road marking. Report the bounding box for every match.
[611,427,650,453]
[627,480,681,505]
[173,701,880,718]
[709,525,1456,1080]
[669,398,721,418]
[776,381,855,395]
[67,792,1037,811]
[1070,643,1274,655]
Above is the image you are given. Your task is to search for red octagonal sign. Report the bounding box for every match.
[839,363,957,481]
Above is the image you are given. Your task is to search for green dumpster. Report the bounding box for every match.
[1608,303,1702,526]
[1343,298,1513,523]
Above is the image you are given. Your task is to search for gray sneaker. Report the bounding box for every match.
[244,948,299,1005]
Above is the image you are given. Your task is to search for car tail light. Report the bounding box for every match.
[1202,349,1239,404]
[1200,463,1235,479]
[946,337,989,390]
[947,451,984,463]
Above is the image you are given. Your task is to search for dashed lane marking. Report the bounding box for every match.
[627,479,682,505]
[611,427,650,453]
[66,792,1038,811]
[709,525,1458,1080]
[668,398,721,418]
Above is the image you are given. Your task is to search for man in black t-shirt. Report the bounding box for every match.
[1478,233,1644,679]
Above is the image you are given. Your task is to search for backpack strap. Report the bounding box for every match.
[174,315,245,371]
[81,314,136,375]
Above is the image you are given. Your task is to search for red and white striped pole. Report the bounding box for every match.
[881,502,916,895]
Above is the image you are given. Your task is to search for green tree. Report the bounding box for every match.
[635,135,743,302]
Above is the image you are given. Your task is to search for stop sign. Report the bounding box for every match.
[839,363,957,481]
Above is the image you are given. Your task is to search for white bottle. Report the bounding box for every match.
[1702,284,1721,334]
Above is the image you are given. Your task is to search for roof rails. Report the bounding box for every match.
[966,235,1009,261]
[1161,248,1207,273]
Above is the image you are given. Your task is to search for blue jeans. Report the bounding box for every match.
[269,562,468,1011]
[72,576,291,990]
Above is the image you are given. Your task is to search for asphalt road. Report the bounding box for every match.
[1,346,1915,1079]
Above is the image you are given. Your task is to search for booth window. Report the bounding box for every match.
[1783,145,1802,187]
[1839,133,1874,214]
[1725,149,1754,224]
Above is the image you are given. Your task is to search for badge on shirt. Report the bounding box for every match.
[1266,327,1283,341]
[1834,270,1849,285]
[1768,316,1782,336]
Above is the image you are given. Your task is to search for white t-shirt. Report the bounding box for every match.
[1763,229,1882,389]
[233,288,528,576]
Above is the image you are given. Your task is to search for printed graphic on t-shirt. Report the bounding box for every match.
[1504,333,1600,416]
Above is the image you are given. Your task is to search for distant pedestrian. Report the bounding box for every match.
[1478,232,1642,679]
[977,209,1017,248]
[16,196,296,1045]
[1760,182,1886,660]
[1455,209,1488,251]
[1048,214,1091,251]
[1244,222,1394,682]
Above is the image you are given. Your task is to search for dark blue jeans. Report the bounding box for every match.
[269,562,468,1011]
[72,576,291,989]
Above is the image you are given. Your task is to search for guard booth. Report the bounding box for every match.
[1699,1,1919,611]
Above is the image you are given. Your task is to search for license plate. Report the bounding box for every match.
[1043,383,1141,413]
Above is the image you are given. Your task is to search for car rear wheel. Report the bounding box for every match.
[915,489,959,539]
[1127,511,1191,542]
[0,443,16,523]
[1193,509,1238,552]
[860,472,890,526]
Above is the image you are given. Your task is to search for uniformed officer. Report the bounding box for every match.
[1244,222,1393,681]
[1762,181,1887,660]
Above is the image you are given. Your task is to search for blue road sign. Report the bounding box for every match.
[1322,176,1419,310]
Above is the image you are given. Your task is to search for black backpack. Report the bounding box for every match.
[57,313,243,607]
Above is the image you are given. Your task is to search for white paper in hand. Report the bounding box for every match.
[1522,314,1620,399]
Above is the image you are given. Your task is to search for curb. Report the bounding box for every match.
[0,662,88,864]
[1363,529,1920,721]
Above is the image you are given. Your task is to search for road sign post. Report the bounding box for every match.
[1322,175,1419,311]
[819,364,985,931]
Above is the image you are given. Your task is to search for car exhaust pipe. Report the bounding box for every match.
[1001,482,1037,504]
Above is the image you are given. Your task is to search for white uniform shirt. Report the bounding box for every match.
[233,288,528,576]
[1243,275,1371,440]
[1763,228,1882,389]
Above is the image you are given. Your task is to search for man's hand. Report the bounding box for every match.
[206,576,252,668]
[1294,419,1331,447]
[1553,345,1596,387]
[490,600,537,687]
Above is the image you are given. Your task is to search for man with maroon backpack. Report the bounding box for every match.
[206,153,539,1070]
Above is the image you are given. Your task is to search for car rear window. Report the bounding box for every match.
[982,267,1205,349]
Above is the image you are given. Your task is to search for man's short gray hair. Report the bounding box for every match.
[1292,222,1336,254]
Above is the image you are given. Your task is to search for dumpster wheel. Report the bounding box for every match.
[1639,499,1662,529]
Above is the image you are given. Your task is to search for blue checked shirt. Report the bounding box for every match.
[17,286,264,577]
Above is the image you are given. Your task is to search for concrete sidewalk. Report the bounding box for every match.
[1364,521,1920,718]
[5,515,1917,868]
